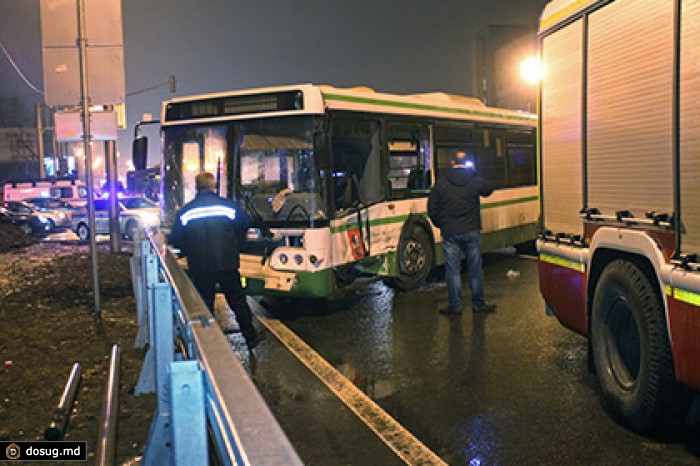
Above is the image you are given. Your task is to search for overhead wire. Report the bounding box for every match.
[1,39,172,100]
[0,40,44,95]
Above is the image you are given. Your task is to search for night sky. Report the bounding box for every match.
[1,0,548,170]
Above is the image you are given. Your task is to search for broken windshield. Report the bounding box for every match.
[235,117,326,225]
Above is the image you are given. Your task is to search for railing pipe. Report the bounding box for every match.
[44,363,82,441]
[96,344,121,466]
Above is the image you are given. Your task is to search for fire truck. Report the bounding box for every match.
[538,0,700,433]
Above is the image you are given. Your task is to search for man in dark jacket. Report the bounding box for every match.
[428,151,497,315]
[169,172,263,349]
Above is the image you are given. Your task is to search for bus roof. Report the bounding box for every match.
[319,85,535,125]
[161,83,535,127]
[539,0,600,34]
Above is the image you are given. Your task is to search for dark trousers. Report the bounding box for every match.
[442,230,485,310]
[191,269,256,342]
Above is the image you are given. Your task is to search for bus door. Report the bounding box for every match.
[330,117,382,261]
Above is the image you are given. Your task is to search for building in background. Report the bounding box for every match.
[473,25,539,112]
[0,128,40,185]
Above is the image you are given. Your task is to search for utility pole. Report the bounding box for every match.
[77,0,101,325]
[36,103,45,178]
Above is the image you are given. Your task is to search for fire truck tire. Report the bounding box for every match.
[591,259,691,434]
[383,226,433,291]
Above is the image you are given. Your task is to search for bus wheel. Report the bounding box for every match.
[77,223,90,241]
[591,259,691,434]
[384,226,433,291]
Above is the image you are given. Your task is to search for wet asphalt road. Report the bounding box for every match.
[247,249,700,466]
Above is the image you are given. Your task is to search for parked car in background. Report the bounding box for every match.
[1,201,72,232]
[0,207,50,237]
[70,196,160,241]
[24,197,81,222]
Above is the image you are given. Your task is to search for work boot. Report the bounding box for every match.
[439,307,462,315]
[473,303,497,313]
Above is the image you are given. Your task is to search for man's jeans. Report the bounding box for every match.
[442,230,485,310]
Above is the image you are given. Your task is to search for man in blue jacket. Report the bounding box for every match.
[428,151,497,315]
[169,172,263,349]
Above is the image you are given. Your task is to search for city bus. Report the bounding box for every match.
[538,0,700,433]
[154,84,537,298]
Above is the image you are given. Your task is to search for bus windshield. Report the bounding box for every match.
[162,116,326,228]
[237,117,326,225]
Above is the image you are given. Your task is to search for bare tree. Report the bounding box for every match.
[0,94,40,182]
[0,94,34,128]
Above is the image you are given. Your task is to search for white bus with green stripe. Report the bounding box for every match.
[158,84,537,298]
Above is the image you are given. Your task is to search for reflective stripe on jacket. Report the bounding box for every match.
[168,191,252,274]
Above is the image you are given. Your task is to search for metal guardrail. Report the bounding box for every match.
[131,229,302,466]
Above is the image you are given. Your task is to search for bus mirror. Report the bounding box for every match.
[133,136,148,170]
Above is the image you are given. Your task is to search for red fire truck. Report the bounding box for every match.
[538,0,700,433]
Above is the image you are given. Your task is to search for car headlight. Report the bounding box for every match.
[37,215,48,224]
[139,212,159,226]
[58,212,66,219]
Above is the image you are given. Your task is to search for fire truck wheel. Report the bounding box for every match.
[591,259,691,434]
[383,226,433,291]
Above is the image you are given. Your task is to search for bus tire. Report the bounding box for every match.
[384,226,433,291]
[76,223,90,241]
[591,259,691,434]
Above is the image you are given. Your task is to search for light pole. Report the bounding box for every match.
[77,0,101,325]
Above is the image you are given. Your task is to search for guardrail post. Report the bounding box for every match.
[135,240,162,395]
[170,360,207,466]
[141,281,175,465]
[131,238,149,348]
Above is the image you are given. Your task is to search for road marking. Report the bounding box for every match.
[252,301,447,465]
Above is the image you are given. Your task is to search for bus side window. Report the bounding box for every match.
[387,123,431,199]
[475,127,505,189]
[434,124,474,181]
[506,129,536,187]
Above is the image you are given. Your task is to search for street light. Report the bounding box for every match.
[520,56,542,85]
